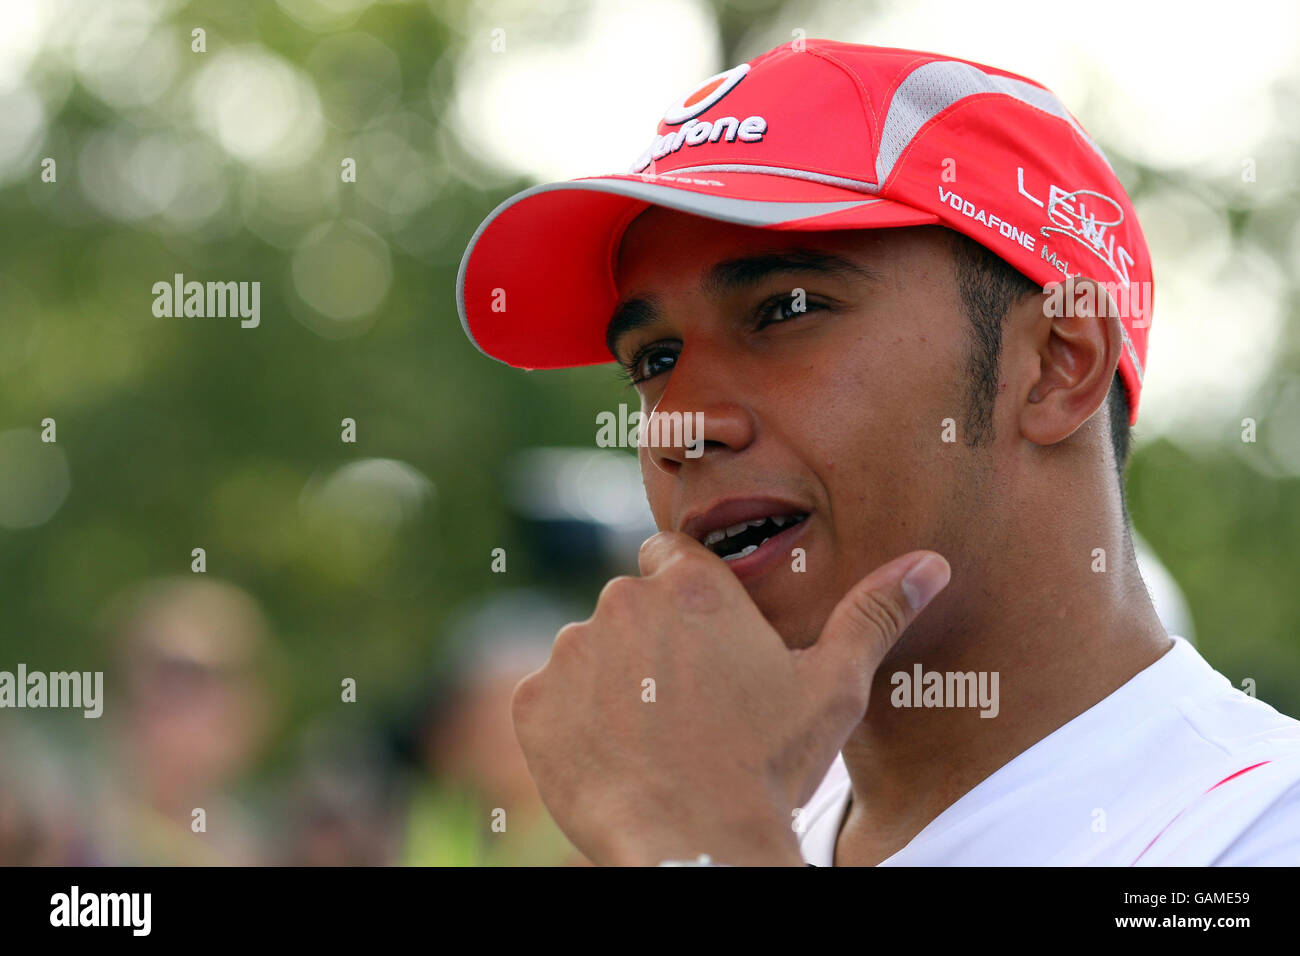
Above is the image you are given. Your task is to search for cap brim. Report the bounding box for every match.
[456,170,939,369]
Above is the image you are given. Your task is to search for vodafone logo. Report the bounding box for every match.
[664,63,749,125]
[629,62,768,174]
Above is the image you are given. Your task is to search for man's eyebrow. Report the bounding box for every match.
[702,249,881,296]
[606,296,660,362]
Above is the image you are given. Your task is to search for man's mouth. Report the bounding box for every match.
[700,512,810,562]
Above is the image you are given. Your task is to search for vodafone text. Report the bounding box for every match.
[936,187,1035,251]
[632,115,767,174]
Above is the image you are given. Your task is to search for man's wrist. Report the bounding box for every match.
[613,806,805,867]
[656,854,731,866]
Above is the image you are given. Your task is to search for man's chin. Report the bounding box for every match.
[752,597,824,652]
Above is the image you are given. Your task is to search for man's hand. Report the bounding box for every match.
[510,531,950,866]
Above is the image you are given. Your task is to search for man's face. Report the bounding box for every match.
[611,207,995,649]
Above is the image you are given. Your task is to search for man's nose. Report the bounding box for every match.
[642,354,756,475]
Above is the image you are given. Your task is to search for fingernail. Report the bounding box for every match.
[901,554,950,611]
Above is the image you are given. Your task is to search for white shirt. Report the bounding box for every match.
[797,635,1300,865]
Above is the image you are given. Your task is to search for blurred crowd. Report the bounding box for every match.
[0,573,589,866]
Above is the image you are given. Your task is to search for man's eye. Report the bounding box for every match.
[757,292,823,329]
[624,343,679,384]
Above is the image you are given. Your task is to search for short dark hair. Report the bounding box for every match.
[946,229,1131,487]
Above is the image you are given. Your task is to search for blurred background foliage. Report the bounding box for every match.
[0,0,1297,863]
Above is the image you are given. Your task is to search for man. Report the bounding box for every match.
[455,40,1300,865]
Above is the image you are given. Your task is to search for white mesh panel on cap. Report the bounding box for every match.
[875,60,1114,185]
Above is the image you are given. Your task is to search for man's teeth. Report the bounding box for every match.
[726,521,755,537]
[704,517,788,547]
[700,513,808,560]
[722,544,759,562]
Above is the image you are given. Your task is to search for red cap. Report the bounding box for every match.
[456,40,1152,424]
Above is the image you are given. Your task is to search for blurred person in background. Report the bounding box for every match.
[273,722,404,866]
[400,590,588,866]
[86,578,275,865]
[0,719,98,865]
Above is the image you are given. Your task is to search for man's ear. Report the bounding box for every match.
[1018,277,1123,446]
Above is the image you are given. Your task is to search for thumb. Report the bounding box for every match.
[802,551,951,698]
